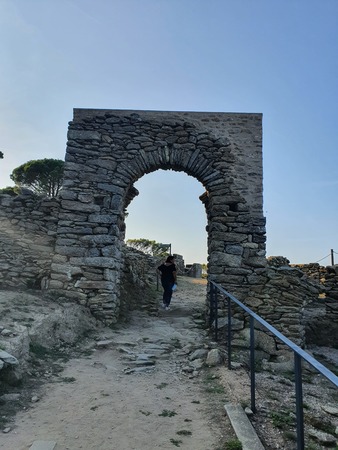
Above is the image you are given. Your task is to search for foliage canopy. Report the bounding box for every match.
[10,158,64,197]
[0,186,19,196]
[127,238,171,257]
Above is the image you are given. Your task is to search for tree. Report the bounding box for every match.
[10,158,64,197]
[127,238,171,257]
[0,151,3,159]
[0,186,19,196]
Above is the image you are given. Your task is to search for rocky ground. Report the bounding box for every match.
[0,277,337,450]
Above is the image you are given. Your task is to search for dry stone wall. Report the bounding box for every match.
[292,263,338,346]
[119,247,158,319]
[256,258,337,347]
[0,192,59,289]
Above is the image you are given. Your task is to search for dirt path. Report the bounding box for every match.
[1,278,235,450]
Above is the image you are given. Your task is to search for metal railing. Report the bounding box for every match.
[209,281,338,450]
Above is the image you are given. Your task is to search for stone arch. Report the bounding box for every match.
[50,109,265,324]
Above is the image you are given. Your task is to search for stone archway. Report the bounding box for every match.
[50,109,265,324]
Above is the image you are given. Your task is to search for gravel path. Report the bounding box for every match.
[1,278,234,450]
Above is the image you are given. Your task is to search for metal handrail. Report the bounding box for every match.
[209,281,338,450]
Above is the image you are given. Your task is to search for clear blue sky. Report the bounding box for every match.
[1,0,337,265]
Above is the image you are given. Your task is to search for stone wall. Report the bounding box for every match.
[292,263,338,346]
[0,192,59,289]
[215,262,321,347]
[172,254,185,274]
[119,246,158,319]
[186,263,203,278]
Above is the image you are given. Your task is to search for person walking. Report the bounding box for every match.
[157,255,177,310]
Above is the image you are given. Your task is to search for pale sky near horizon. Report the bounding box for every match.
[1,0,337,266]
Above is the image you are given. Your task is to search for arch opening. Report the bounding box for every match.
[125,169,208,265]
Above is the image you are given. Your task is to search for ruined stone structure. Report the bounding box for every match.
[1,108,337,348]
[49,109,265,323]
[0,193,59,289]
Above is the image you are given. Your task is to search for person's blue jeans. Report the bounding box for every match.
[161,279,174,306]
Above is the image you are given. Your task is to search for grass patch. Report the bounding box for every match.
[306,442,327,450]
[159,409,177,417]
[306,417,336,435]
[176,430,192,436]
[225,439,243,450]
[139,410,152,416]
[156,382,168,390]
[203,372,225,394]
[271,411,294,429]
[204,384,225,394]
[170,438,182,447]
[170,338,182,349]
[283,431,297,441]
[29,343,70,362]
[0,416,8,427]
[60,377,76,383]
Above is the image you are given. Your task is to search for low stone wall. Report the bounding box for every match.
[217,260,320,347]
[0,193,59,289]
[186,263,202,278]
[293,263,338,346]
[173,254,185,274]
[119,246,158,319]
[260,265,320,346]
[293,262,338,298]
[257,258,337,347]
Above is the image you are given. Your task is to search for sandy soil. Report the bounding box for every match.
[2,277,337,450]
[0,278,235,450]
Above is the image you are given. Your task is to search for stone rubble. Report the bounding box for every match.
[0,290,98,384]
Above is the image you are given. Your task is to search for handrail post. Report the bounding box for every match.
[209,282,214,328]
[250,316,256,413]
[214,287,218,341]
[227,297,232,370]
[295,353,305,450]
[210,283,218,341]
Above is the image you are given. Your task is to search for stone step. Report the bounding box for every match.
[224,403,265,450]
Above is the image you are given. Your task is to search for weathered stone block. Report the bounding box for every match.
[74,280,114,290]
[68,130,101,141]
[81,257,118,268]
[48,280,64,289]
[225,244,243,255]
[55,246,87,257]
[88,214,117,224]
[210,252,242,268]
[61,200,100,213]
